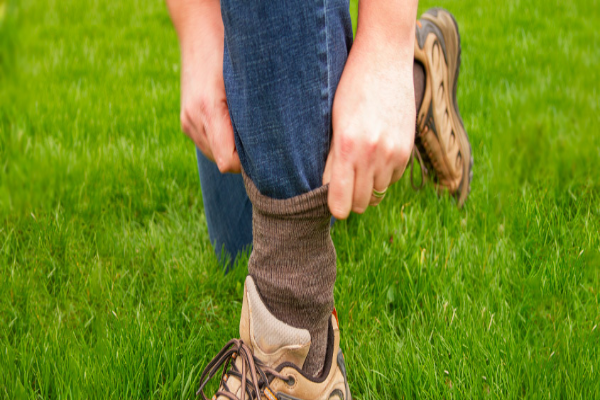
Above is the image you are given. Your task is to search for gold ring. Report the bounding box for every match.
[372,187,387,199]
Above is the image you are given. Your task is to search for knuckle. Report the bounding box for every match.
[216,156,238,174]
[381,140,396,161]
[338,134,355,160]
[365,136,378,152]
[194,96,213,122]
[364,137,379,160]
[216,158,229,173]
[180,109,192,134]
[197,96,211,117]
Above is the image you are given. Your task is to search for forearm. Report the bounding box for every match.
[166,0,222,60]
[354,0,418,66]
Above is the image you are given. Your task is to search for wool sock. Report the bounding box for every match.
[414,60,426,113]
[243,172,336,377]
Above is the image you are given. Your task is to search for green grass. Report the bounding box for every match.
[1,0,599,398]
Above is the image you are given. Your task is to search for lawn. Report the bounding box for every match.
[1,0,599,398]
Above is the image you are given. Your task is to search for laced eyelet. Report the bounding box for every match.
[286,375,296,387]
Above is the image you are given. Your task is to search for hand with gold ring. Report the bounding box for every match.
[321,9,417,219]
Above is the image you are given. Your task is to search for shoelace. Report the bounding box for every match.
[196,339,291,400]
[410,144,429,191]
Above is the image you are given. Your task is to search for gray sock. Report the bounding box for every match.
[243,172,335,377]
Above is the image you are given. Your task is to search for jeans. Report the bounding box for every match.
[198,0,353,266]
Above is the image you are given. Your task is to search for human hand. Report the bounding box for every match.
[323,40,416,220]
[172,0,240,173]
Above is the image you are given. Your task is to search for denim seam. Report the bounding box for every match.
[319,0,331,154]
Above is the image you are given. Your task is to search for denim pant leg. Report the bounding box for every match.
[221,0,353,199]
[196,149,252,269]
[198,0,352,267]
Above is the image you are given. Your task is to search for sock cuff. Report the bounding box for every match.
[242,171,330,218]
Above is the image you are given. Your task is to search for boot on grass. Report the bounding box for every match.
[196,276,351,400]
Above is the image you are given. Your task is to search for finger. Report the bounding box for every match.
[390,162,407,185]
[322,150,333,185]
[195,125,215,161]
[328,146,355,220]
[390,143,413,184]
[370,165,393,206]
[352,167,373,214]
[209,102,241,173]
[182,111,214,161]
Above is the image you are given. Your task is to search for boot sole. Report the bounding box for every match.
[420,8,473,207]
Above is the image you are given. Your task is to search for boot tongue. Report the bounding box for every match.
[240,276,311,369]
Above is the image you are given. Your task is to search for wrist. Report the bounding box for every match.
[353,0,417,64]
[179,28,222,70]
[350,33,414,73]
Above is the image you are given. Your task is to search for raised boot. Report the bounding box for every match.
[413,8,473,207]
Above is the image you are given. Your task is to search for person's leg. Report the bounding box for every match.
[221,3,352,199]
[196,57,423,272]
[193,3,473,397]
[196,149,252,270]
[204,1,430,376]
[220,0,352,377]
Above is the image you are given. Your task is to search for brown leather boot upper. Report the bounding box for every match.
[196,277,351,400]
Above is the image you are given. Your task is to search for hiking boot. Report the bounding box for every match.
[413,8,473,207]
[196,276,351,400]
